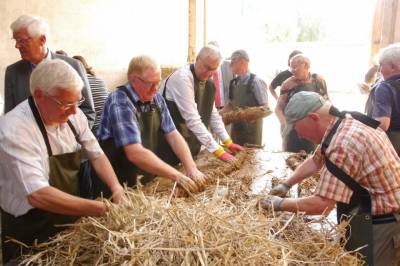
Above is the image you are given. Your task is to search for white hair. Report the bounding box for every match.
[377,43,400,70]
[10,15,49,38]
[30,59,83,95]
[197,45,222,63]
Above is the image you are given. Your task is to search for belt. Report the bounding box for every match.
[372,213,397,225]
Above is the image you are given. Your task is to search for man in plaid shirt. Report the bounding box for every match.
[264,91,400,265]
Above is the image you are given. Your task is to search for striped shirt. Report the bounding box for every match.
[314,117,400,215]
[87,74,108,133]
[97,82,176,148]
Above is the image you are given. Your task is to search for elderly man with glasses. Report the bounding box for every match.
[4,14,95,128]
[159,45,244,163]
[0,59,123,264]
[96,55,205,196]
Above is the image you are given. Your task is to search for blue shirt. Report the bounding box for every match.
[97,82,176,148]
[372,74,400,131]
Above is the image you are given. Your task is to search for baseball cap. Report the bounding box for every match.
[230,50,249,61]
[282,91,326,136]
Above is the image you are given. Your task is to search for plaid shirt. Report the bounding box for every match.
[314,117,400,215]
[97,82,176,148]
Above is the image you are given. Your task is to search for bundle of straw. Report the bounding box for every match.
[19,149,364,265]
[220,106,272,125]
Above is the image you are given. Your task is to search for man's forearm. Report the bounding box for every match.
[285,157,319,187]
[28,186,106,217]
[124,144,180,181]
[164,131,197,170]
[280,195,335,215]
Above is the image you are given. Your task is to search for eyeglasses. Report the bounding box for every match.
[13,37,33,46]
[46,94,85,110]
[136,75,161,89]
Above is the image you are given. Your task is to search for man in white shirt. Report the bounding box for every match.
[0,59,123,263]
[160,45,243,162]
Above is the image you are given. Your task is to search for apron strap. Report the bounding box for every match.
[246,73,256,91]
[67,120,81,145]
[28,96,53,156]
[162,73,174,98]
[321,109,374,213]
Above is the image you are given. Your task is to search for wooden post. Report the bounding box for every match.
[370,0,400,63]
[370,0,384,64]
[188,0,196,63]
[203,0,207,46]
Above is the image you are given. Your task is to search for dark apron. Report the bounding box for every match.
[160,64,216,165]
[229,74,263,145]
[94,85,162,198]
[321,106,382,266]
[1,97,81,263]
[366,79,400,156]
[285,79,325,153]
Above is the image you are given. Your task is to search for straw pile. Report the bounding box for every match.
[18,149,364,265]
[220,106,272,125]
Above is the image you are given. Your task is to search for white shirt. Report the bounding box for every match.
[0,100,103,216]
[160,64,230,152]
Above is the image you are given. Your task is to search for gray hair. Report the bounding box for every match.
[127,55,159,78]
[377,43,400,70]
[10,15,49,38]
[230,49,250,62]
[196,45,222,63]
[30,59,83,96]
[290,54,311,68]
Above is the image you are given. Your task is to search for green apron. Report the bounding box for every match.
[285,77,325,153]
[1,97,80,263]
[160,64,215,165]
[229,73,263,145]
[95,86,162,198]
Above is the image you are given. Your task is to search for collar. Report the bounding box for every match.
[30,48,51,69]
[237,72,251,80]
[125,82,154,105]
[320,116,341,145]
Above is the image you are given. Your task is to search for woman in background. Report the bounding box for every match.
[73,55,108,134]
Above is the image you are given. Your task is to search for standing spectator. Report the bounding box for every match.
[4,15,95,127]
[220,49,269,145]
[73,55,108,134]
[275,54,328,153]
[368,43,400,155]
[269,50,303,100]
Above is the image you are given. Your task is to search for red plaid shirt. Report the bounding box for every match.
[313,117,400,215]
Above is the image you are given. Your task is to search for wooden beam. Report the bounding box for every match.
[370,0,400,64]
[394,0,400,42]
[203,0,207,46]
[370,0,384,64]
[188,0,196,63]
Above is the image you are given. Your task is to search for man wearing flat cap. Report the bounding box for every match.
[264,91,400,266]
